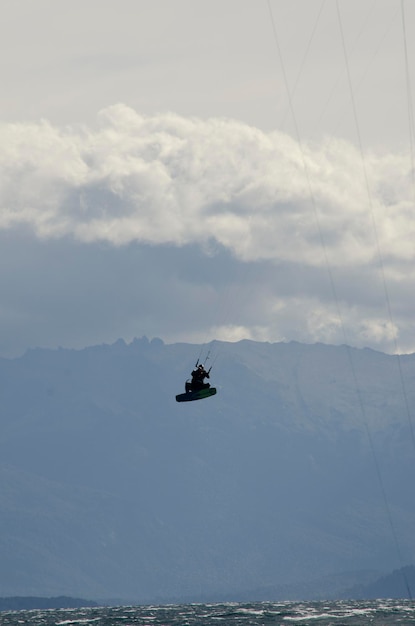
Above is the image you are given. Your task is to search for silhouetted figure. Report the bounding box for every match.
[190,363,210,391]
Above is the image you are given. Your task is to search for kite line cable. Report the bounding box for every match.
[267,0,413,597]
[335,0,413,597]
[266,0,367,458]
[194,0,326,369]
[318,1,400,140]
[266,0,346,341]
[314,0,379,134]
[213,0,328,350]
[401,0,415,197]
[195,0,322,372]
[279,0,327,131]
[335,0,415,452]
[266,1,376,443]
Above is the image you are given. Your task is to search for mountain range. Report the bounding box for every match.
[0,337,415,602]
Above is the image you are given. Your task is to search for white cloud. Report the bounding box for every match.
[1,105,415,356]
[0,105,414,270]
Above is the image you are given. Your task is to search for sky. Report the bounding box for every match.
[1,0,415,358]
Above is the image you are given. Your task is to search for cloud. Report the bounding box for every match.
[1,104,413,266]
[1,105,415,356]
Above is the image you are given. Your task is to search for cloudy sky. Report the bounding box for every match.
[1,0,415,357]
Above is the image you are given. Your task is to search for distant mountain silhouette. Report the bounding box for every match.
[342,565,415,599]
[1,337,415,602]
[0,596,98,611]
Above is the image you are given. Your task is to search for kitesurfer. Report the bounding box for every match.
[190,363,210,391]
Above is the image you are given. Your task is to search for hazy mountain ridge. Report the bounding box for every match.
[0,337,414,602]
[0,596,98,611]
[341,565,415,600]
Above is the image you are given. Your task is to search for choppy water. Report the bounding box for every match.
[1,600,415,626]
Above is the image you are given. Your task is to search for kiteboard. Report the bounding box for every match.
[176,387,217,403]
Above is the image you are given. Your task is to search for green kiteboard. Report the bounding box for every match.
[176,387,217,403]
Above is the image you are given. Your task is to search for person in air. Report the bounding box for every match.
[190,363,210,391]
